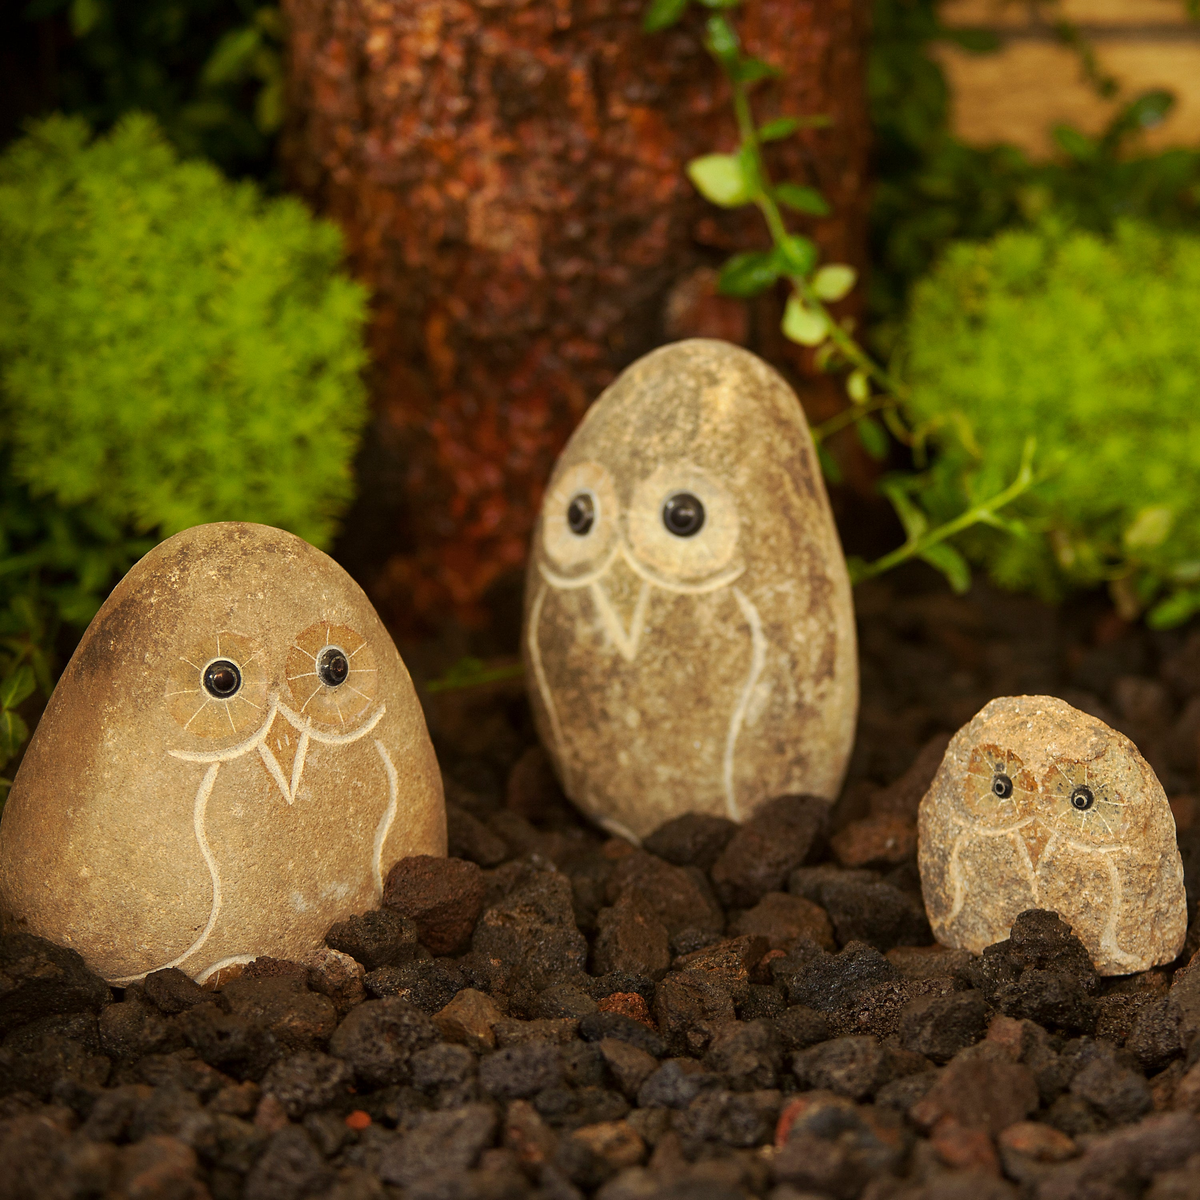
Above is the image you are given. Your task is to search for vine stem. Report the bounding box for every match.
[850,438,1038,583]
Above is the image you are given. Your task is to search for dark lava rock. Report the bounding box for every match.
[479,1042,563,1099]
[731,891,836,952]
[774,941,900,1013]
[1069,1048,1153,1124]
[643,813,739,871]
[653,973,737,1056]
[710,795,827,907]
[636,1058,713,1109]
[793,1035,891,1100]
[445,800,509,868]
[819,878,931,951]
[98,994,184,1062]
[1126,995,1184,1071]
[674,1087,780,1149]
[468,868,588,999]
[220,976,338,1054]
[260,1051,353,1119]
[411,1043,477,1107]
[328,998,439,1088]
[324,909,419,971]
[912,1047,1039,1134]
[900,990,990,1064]
[379,1103,497,1186]
[533,982,597,1021]
[598,1037,658,1097]
[590,971,657,1008]
[363,959,465,1014]
[383,855,487,956]
[592,892,670,980]
[962,910,1098,1032]
[579,1010,665,1058]
[243,1124,334,1200]
[176,1005,278,1082]
[604,850,724,936]
[142,968,211,1015]
[774,1005,831,1052]
[0,933,110,1035]
[703,1019,783,1091]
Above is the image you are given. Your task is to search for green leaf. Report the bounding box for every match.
[812,264,858,301]
[201,26,261,87]
[0,666,35,712]
[759,117,799,142]
[782,294,828,346]
[733,56,782,84]
[856,415,889,460]
[1148,588,1200,630]
[1052,124,1098,161]
[919,542,972,594]
[1124,506,1173,552]
[817,444,843,484]
[776,235,818,276]
[69,0,102,35]
[643,0,690,32]
[846,369,869,403]
[774,183,830,216]
[0,709,29,763]
[880,481,928,541]
[703,14,739,63]
[718,251,784,297]
[686,153,753,207]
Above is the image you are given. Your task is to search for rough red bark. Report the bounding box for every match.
[282,0,871,633]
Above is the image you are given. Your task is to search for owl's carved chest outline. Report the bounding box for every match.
[111,694,396,984]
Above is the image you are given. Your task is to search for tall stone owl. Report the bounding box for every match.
[919,695,1186,975]
[523,339,858,842]
[0,523,445,984]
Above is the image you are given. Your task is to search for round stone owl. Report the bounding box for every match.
[0,523,445,984]
[523,339,858,842]
[918,694,1186,975]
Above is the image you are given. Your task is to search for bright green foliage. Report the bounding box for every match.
[903,220,1200,626]
[0,113,369,551]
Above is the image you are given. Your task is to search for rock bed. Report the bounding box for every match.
[7,572,1200,1200]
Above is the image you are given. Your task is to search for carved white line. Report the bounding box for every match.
[946,819,1037,921]
[589,576,651,662]
[111,762,223,984]
[527,582,571,796]
[258,742,295,806]
[538,542,622,589]
[290,726,311,799]
[277,702,385,744]
[196,954,255,985]
[372,740,400,899]
[538,540,746,596]
[722,587,766,823]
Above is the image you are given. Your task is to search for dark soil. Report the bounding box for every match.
[7,569,1200,1200]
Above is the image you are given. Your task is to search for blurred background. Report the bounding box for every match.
[1,0,1199,790]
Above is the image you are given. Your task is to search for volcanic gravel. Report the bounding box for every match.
[7,571,1200,1200]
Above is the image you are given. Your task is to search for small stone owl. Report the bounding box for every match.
[523,339,858,842]
[918,695,1186,974]
[0,523,445,983]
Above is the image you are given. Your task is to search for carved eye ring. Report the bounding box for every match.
[316,646,350,688]
[1071,785,1095,811]
[992,773,1014,799]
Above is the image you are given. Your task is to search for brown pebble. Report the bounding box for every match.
[731,891,835,952]
[593,893,671,980]
[710,795,827,907]
[493,1017,580,1047]
[998,1120,1077,1162]
[253,1093,289,1134]
[912,1051,1039,1135]
[567,1120,645,1170]
[433,987,501,1052]
[931,1115,1000,1175]
[831,814,917,868]
[382,855,485,955]
[597,992,655,1028]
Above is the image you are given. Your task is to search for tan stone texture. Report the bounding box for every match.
[522,339,858,841]
[0,522,445,984]
[918,695,1186,975]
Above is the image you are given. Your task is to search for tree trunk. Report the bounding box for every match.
[282,0,871,636]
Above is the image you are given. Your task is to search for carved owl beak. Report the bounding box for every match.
[592,549,651,662]
[1021,818,1050,868]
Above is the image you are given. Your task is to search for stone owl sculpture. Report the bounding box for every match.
[523,339,858,842]
[0,523,445,984]
[918,695,1186,975]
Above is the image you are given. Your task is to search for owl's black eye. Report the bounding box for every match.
[662,492,705,537]
[1071,785,1095,811]
[203,659,242,699]
[567,492,595,536]
[317,646,350,687]
[992,773,1013,799]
